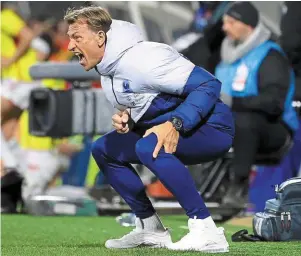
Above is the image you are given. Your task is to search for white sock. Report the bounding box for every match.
[1,131,18,169]
[137,213,166,231]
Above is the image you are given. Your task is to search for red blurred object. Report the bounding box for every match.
[147,180,174,199]
[91,81,102,88]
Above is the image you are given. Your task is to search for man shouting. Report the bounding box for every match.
[65,5,234,253]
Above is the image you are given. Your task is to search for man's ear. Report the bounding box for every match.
[96,31,106,47]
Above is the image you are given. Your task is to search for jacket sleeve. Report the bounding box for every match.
[144,44,221,132]
[170,67,221,132]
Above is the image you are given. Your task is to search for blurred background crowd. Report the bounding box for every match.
[1,1,301,220]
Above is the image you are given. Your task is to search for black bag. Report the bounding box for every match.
[232,177,301,242]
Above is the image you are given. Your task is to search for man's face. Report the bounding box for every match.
[222,15,251,41]
[67,20,105,71]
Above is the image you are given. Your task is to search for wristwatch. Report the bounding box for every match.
[171,117,183,132]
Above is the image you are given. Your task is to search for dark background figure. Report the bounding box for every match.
[179,1,230,74]
[214,2,298,207]
[280,2,301,103]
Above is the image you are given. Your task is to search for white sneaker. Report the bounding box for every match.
[105,217,172,249]
[167,218,229,253]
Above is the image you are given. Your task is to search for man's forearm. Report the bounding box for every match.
[9,27,34,65]
[171,79,221,132]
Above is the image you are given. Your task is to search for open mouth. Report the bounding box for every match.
[74,52,86,65]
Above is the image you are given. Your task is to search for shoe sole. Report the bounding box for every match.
[149,242,170,249]
[168,245,229,253]
[106,242,170,249]
[199,246,229,253]
[105,232,172,249]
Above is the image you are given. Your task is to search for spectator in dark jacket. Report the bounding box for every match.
[215,2,299,207]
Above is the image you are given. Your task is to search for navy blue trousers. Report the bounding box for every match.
[91,124,233,219]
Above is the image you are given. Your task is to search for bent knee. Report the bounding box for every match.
[135,134,157,163]
[91,137,107,160]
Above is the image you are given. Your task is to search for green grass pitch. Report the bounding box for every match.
[1,215,301,256]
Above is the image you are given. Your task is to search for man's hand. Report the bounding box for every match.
[143,121,179,158]
[112,110,131,134]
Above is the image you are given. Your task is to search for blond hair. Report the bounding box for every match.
[64,6,112,33]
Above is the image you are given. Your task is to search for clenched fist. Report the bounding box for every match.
[112,110,133,134]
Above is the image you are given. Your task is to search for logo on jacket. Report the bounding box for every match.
[123,80,133,93]
[232,63,249,92]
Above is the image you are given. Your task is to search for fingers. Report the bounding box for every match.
[123,127,130,133]
[143,129,162,158]
[143,129,153,138]
[163,133,179,154]
[112,112,130,133]
[121,112,129,123]
[117,127,129,134]
[164,141,177,154]
[112,114,123,124]
[143,125,180,157]
[117,111,124,117]
[153,139,163,158]
[112,120,123,130]
[172,132,179,153]
[173,144,178,153]
[114,122,129,133]
[120,123,130,133]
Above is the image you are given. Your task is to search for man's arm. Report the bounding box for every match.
[170,68,221,132]
[7,27,34,66]
[232,49,290,118]
[129,44,221,132]
[1,9,34,67]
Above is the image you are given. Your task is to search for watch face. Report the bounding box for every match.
[173,118,183,130]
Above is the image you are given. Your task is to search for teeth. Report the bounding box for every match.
[74,53,83,61]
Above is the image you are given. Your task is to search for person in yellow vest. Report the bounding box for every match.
[0,6,81,211]
[0,4,43,213]
[1,3,37,174]
[0,5,64,174]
